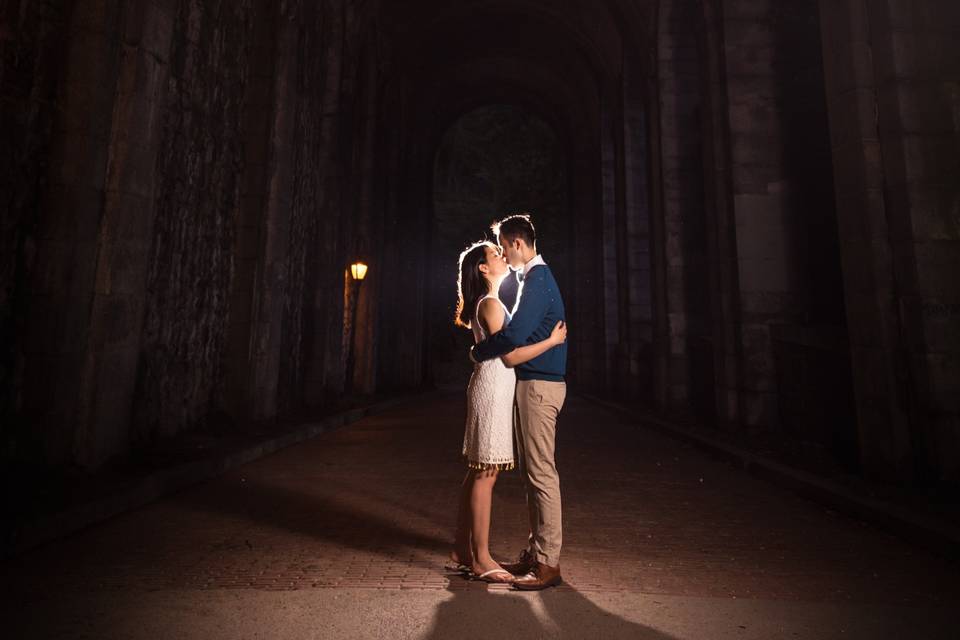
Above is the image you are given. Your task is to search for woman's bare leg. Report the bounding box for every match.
[470,468,507,578]
[450,470,473,565]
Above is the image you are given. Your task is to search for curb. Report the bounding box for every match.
[7,391,437,558]
[580,394,960,558]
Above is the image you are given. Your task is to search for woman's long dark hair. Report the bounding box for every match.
[455,241,494,328]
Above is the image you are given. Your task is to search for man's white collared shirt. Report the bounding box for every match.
[521,254,546,277]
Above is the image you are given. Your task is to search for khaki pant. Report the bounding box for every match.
[515,379,566,567]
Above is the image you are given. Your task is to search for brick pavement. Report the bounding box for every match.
[2,393,958,617]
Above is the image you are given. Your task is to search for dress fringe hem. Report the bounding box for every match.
[465,457,515,471]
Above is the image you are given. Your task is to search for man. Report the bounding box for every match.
[470,213,568,590]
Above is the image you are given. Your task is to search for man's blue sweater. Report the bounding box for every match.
[471,264,567,381]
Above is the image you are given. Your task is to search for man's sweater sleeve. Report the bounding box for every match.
[471,274,548,362]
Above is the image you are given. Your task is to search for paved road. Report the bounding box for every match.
[3,393,958,639]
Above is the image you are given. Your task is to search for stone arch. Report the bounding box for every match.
[373,0,661,393]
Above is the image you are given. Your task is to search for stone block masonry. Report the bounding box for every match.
[2,0,958,494]
[2,0,384,473]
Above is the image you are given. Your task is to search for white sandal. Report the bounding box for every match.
[472,568,515,584]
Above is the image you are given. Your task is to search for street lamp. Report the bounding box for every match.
[345,260,369,392]
[350,261,368,281]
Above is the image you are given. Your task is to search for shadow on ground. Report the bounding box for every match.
[424,582,677,640]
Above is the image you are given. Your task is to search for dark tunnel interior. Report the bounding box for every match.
[2,0,959,580]
[430,104,569,388]
[6,0,958,482]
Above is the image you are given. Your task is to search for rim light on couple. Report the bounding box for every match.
[449,213,568,589]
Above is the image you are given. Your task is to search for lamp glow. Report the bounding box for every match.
[350,262,368,281]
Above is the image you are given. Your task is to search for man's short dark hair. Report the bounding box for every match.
[492,213,536,247]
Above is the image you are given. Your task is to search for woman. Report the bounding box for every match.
[448,240,567,583]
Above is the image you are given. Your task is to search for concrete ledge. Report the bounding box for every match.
[581,394,960,558]
[7,391,436,558]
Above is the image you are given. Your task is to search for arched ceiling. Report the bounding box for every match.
[415,56,593,156]
[379,0,656,156]
[381,0,655,78]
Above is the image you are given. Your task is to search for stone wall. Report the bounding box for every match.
[621,53,656,401]
[242,0,363,419]
[3,0,957,488]
[657,0,711,417]
[713,0,846,429]
[9,1,180,467]
[881,1,960,483]
[0,0,72,468]
[133,0,254,441]
[3,0,379,472]
[819,0,960,482]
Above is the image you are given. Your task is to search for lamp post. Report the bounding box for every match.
[345,261,368,392]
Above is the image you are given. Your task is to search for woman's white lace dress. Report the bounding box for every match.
[462,295,516,470]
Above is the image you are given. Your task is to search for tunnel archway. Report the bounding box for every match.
[4,0,956,506]
[428,104,570,388]
[375,0,660,400]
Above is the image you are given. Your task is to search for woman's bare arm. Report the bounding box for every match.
[501,321,566,367]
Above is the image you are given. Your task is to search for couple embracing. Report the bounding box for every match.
[448,213,568,590]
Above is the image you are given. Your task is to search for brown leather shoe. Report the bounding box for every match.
[500,549,537,576]
[512,561,562,590]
